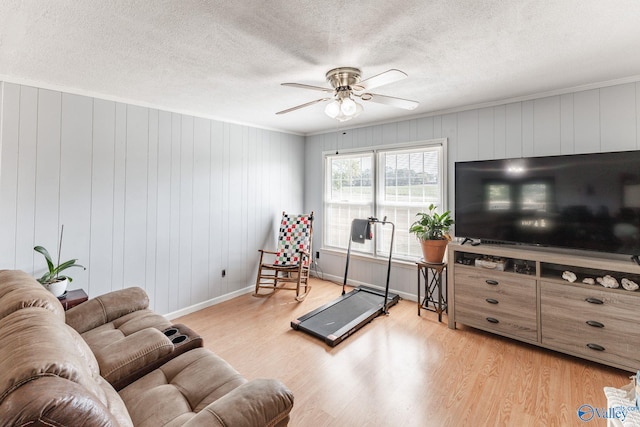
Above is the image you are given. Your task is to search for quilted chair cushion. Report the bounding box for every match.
[0,307,133,427]
[273,213,313,267]
[0,269,65,322]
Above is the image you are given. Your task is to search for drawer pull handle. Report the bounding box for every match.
[586,343,605,352]
[485,280,499,286]
[485,298,499,304]
[486,317,499,324]
[585,297,604,305]
[586,320,604,328]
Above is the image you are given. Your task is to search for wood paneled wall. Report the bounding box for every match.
[305,81,640,298]
[0,82,304,315]
[3,79,638,310]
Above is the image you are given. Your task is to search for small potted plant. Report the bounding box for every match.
[409,203,454,263]
[34,225,85,297]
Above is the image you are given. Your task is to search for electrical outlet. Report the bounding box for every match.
[316,251,320,259]
[221,269,226,278]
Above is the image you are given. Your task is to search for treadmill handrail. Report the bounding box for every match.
[342,217,395,314]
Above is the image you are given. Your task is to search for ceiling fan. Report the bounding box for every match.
[276,67,419,122]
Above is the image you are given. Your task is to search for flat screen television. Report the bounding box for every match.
[454,150,640,256]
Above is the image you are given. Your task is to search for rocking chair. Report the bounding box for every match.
[254,212,314,301]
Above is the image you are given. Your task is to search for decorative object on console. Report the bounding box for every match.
[621,278,639,291]
[475,256,508,271]
[561,271,577,282]
[33,225,85,297]
[410,203,454,263]
[597,275,620,289]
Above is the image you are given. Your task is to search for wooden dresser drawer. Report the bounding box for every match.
[454,267,537,341]
[449,243,640,371]
[540,281,640,368]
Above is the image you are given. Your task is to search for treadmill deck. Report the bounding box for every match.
[291,286,400,346]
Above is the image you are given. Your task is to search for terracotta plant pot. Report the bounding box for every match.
[420,239,448,263]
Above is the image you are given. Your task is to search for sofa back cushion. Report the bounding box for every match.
[0,307,133,427]
[0,269,65,321]
[65,286,151,334]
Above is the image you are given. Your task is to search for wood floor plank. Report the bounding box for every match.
[174,278,630,427]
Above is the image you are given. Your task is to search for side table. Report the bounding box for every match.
[417,261,447,322]
[59,288,88,311]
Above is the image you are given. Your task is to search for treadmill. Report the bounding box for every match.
[291,217,400,346]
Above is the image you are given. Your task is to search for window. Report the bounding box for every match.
[485,183,511,211]
[521,182,549,211]
[324,141,446,260]
[325,152,375,253]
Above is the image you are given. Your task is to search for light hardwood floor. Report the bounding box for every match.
[174,278,631,427]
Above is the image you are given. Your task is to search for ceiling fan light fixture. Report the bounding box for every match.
[282,67,412,120]
[325,100,341,118]
[325,97,362,121]
[340,97,357,116]
[333,101,363,122]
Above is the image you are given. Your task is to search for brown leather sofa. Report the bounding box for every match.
[65,286,178,388]
[0,270,294,426]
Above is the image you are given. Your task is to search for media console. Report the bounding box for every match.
[447,242,640,372]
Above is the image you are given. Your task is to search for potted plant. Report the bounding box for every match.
[410,203,454,263]
[34,225,85,297]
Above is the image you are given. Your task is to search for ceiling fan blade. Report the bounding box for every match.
[281,82,333,93]
[362,93,419,110]
[276,98,331,115]
[354,69,407,91]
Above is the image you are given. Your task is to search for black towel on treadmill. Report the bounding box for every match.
[351,219,371,243]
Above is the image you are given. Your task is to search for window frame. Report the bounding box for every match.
[322,138,448,261]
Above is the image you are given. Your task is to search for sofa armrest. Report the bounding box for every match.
[94,327,174,386]
[65,287,150,334]
[183,379,294,427]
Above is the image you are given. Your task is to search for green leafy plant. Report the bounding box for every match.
[409,203,454,241]
[34,225,85,284]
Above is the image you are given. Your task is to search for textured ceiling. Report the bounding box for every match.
[1,1,640,135]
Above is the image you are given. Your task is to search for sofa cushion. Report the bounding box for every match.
[65,286,167,334]
[80,308,173,350]
[119,347,294,427]
[0,307,133,427]
[119,347,246,425]
[95,327,175,386]
[0,269,65,321]
[64,286,174,387]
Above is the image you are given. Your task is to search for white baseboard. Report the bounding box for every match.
[313,271,417,302]
[164,275,419,321]
[163,285,254,321]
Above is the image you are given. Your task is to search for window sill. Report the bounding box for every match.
[318,248,419,270]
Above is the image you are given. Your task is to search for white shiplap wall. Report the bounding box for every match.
[0,82,304,315]
[305,81,640,299]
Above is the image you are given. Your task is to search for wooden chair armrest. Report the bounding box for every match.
[258,249,278,255]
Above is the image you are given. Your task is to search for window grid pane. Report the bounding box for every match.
[325,153,374,253]
[378,147,443,260]
[324,144,443,260]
